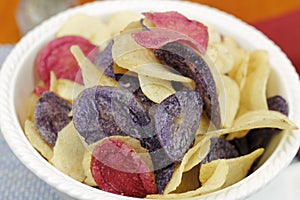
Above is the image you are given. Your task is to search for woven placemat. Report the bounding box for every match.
[0,45,60,200]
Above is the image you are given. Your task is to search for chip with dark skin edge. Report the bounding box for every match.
[202,137,240,164]
[92,40,115,80]
[34,91,72,147]
[91,137,157,198]
[155,90,203,162]
[155,163,176,194]
[72,86,151,145]
[153,42,221,128]
[246,95,289,152]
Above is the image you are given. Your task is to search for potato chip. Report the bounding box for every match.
[207,43,234,74]
[206,110,298,140]
[139,75,176,103]
[25,93,39,122]
[108,11,141,35]
[24,120,53,160]
[82,151,97,186]
[238,50,270,116]
[71,45,118,88]
[228,50,250,91]
[50,121,86,182]
[218,75,240,128]
[57,14,112,46]
[49,71,84,102]
[163,135,211,194]
[201,148,264,189]
[112,32,194,83]
[146,161,228,199]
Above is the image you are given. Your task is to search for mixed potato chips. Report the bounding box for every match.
[24,10,298,199]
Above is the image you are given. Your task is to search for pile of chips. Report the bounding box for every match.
[23,11,298,198]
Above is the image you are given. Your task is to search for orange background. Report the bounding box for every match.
[1,0,300,44]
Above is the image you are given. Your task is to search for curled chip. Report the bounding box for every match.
[154,42,221,128]
[36,35,96,84]
[34,91,72,147]
[73,86,150,145]
[202,137,240,164]
[91,137,157,198]
[246,95,289,152]
[155,90,203,162]
[143,11,208,54]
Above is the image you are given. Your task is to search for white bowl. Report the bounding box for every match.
[1,1,300,200]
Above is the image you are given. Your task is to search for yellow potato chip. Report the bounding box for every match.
[238,50,270,116]
[228,50,250,91]
[146,161,228,199]
[164,135,211,194]
[82,151,97,186]
[174,165,201,193]
[49,71,84,102]
[25,93,39,122]
[71,45,118,88]
[139,75,176,103]
[50,121,86,182]
[108,11,141,35]
[204,110,298,140]
[207,43,234,74]
[56,14,112,46]
[218,75,240,128]
[24,120,53,161]
[112,32,194,83]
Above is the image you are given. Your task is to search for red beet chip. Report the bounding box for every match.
[91,138,157,198]
[35,35,96,84]
[143,11,208,54]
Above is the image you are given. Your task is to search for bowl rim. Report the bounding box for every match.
[1,0,300,200]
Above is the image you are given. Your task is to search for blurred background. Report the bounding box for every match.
[1,0,299,73]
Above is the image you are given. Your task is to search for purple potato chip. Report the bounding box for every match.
[153,42,221,128]
[155,163,176,194]
[73,86,151,145]
[93,40,115,79]
[34,91,72,147]
[267,95,288,116]
[155,90,203,162]
[202,137,240,164]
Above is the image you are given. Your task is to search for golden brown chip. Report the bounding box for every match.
[50,121,86,182]
[24,120,53,160]
[56,14,112,46]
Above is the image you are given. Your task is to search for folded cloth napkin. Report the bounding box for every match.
[253,9,300,75]
[0,46,60,200]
